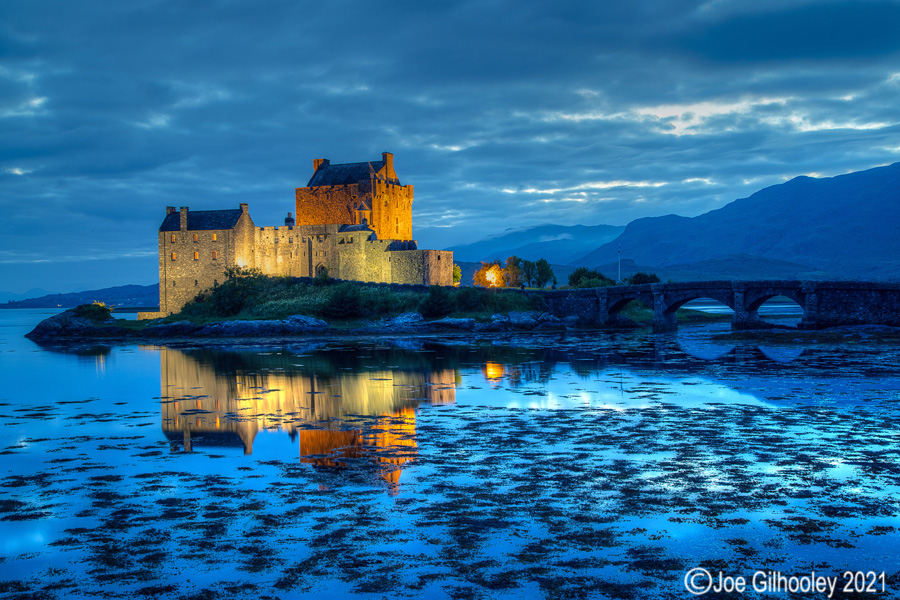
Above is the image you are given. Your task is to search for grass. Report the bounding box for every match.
[160,274,544,324]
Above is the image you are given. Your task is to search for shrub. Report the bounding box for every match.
[455,286,487,312]
[74,302,111,321]
[452,264,462,286]
[320,283,364,319]
[419,286,454,318]
[314,267,330,286]
[569,266,614,287]
[578,277,612,289]
[627,272,661,285]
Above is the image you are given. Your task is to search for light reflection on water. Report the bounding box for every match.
[2,309,900,598]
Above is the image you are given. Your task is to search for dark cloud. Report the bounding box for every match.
[679,2,900,62]
[0,0,898,292]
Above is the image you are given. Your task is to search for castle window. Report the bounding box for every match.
[170,234,176,243]
[194,280,198,286]
[171,252,176,261]
[214,279,218,286]
[193,234,198,242]
[212,251,218,260]
[274,237,279,243]
[172,281,176,287]
[212,233,218,242]
[288,237,293,244]
[193,251,199,260]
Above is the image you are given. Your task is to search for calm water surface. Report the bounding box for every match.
[1,309,899,599]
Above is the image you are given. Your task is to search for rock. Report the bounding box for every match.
[428,317,475,330]
[26,309,122,339]
[285,314,329,329]
[476,319,508,332]
[562,315,581,328]
[390,312,424,327]
[143,320,203,337]
[507,311,539,330]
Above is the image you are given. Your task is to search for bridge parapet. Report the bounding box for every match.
[537,280,900,332]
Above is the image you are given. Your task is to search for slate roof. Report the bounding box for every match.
[307,161,384,187]
[159,209,243,231]
[338,223,375,232]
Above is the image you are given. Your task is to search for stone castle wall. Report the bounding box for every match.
[141,154,452,319]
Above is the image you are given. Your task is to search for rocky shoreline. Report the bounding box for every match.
[25,308,579,341]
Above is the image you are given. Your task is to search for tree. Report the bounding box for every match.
[452,264,462,287]
[627,271,661,285]
[569,267,614,288]
[474,260,505,288]
[534,258,554,288]
[522,260,536,287]
[505,256,523,287]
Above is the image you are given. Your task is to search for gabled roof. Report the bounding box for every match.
[160,209,243,231]
[307,161,384,187]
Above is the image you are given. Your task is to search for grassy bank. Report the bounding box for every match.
[168,273,543,323]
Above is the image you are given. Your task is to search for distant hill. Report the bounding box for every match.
[0,288,56,303]
[575,162,900,280]
[449,224,624,264]
[2,284,158,309]
[586,256,836,283]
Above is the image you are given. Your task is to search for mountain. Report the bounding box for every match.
[587,257,835,283]
[2,284,158,309]
[449,224,625,264]
[0,288,56,303]
[574,162,900,280]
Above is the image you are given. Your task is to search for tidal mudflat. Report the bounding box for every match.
[1,310,899,599]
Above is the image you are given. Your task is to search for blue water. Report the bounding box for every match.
[1,309,899,599]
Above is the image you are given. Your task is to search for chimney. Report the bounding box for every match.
[166,206,176,215]
[239,203,248,213]
[179,207,189,231]
[382,152,393,173]
[285,212,295,228]
[313,158,329,171]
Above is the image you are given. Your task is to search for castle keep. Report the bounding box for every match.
[141,153,452,318]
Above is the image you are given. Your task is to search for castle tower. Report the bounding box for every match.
[294,152,413,241]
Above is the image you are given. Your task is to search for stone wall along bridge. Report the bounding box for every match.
[538,280,900,333]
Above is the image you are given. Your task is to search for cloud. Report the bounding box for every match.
[0,0,897,291]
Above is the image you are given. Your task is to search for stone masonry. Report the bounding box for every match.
[139,154,452,319]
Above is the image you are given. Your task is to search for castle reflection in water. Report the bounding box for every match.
[157,345,457,485]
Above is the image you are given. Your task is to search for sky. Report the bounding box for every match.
[2,0,900,294]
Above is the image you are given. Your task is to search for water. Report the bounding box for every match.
[1,309,899,598]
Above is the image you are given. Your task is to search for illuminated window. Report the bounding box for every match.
[193,233,198,242]
[212,251,218,260]
[193,251,199,260]
[171,252,176,261]
[170,234,176,243]
[212,233,217,242]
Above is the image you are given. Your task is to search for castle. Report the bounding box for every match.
[139,153,453,319]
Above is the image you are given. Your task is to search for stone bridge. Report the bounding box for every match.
[537,280,900,332]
